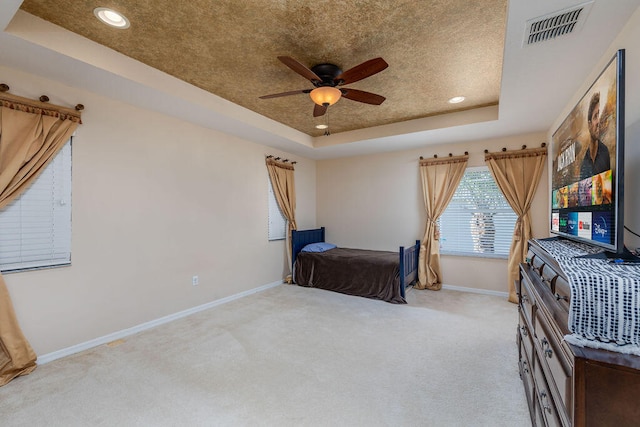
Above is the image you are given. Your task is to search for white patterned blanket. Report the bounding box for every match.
[534,238,640,355]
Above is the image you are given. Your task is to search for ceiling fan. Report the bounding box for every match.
[260,56,388,118]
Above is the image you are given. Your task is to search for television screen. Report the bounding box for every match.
[550,49,625,254]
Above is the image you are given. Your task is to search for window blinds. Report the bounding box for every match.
[268,178,286,241]
[0,141,72,272]
[438,166,516,258]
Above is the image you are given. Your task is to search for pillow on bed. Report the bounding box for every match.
[301,242,337,253]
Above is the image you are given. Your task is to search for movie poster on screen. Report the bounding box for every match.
[552,61,617,192]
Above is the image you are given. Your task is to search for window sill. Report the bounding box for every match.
[440,251,508,260]
[1,262,71,274]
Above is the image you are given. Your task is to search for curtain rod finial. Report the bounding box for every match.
[0,83,9,92]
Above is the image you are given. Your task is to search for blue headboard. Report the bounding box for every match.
[291,227,325,268]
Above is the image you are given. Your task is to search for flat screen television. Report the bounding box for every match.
[550,49,633,259]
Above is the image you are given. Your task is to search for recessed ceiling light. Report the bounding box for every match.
[315,124,328,129]
[448,96,465,104]
[94,7,130,29]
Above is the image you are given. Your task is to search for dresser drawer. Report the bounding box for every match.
[518,326,535,417]
[534,398,547,427]
[533,358,563,427]
[553,275,571,313]
[531,255,546,276]
[519,313,534,361]
[519,268,536,327]
[541,265,557,292]
[535,312,571,424]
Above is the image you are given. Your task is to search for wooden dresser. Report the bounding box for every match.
[517,239,640,426]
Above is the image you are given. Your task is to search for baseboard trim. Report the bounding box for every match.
[37,280,283,365]
[441,284,509,298]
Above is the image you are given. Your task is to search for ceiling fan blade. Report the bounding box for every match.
[278,56,323,83]
[341,88,386,105]
[259,89,311,99]
[335,57,388,85]
[313,104,327,117]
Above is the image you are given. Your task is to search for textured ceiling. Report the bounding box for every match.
[20,0,507,137]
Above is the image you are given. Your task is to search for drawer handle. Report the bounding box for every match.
[555,293,568,302]
[520,325,528,337]
[521,294,529,303]
[522,360,530,374]
[540,391,552,413]
[541,337,554,358]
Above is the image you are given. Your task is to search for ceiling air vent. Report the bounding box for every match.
[524,1,593,46]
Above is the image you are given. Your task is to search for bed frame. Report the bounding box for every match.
[291,227,420,298]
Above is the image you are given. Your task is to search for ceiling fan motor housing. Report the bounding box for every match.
[311,63,343,87]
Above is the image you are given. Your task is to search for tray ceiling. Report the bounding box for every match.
[19,0,507,137]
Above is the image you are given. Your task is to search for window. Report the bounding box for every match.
[0,140,72,272]
[268,178,286,241]
[438,166,516,258]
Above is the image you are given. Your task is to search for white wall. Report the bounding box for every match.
[548,6,640,252]
[317,132,549,293]
[1,65,316,356]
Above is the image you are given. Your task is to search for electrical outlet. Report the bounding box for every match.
[192,275,199,286]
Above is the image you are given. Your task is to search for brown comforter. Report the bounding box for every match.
[293,247,405,304]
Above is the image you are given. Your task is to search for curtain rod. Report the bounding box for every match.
[483,142,546,154]
[0,83,84,111]
[420,142,547,160]
[266,155,297,165]
[420,151,468,160]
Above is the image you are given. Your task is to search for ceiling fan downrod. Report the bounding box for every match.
[324,109,331,136]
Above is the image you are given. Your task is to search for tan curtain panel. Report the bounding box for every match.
[485,147,547,303]
[416,155,468,290]
[0,92,81,386]
[266,158,297,276]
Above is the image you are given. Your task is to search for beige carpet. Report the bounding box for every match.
[0,285,530,426]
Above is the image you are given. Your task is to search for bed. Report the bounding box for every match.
[291,227,420,304]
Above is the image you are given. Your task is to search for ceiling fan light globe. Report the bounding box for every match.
[310,87,341,106]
